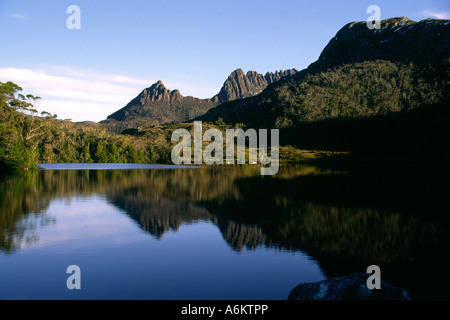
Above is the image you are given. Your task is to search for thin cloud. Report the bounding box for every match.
[43,65,151,86]
[421,10,450,20]
[10,13,29,20]
[0,67,154,122]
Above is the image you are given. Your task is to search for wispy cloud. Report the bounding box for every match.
[421,10,450,20]
[0,66,156,122]
[10,13,29,20]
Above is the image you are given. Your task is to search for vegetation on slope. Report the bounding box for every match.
[198,60,449,128]
[0,81,160,173]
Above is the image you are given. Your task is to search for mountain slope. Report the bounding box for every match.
[103,68,297,130]
[104,80,216,127]
[315,17,449,69]
[197,17,449,129]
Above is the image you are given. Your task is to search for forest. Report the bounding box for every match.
[2,80,347,174]
[2,58,448,174]
[0,81,161,173]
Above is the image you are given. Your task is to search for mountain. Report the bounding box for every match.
[104,80,216,127]
[195,17,449,160]
[314,17,449,70]
[103,69,297,129]
[197,17,449,128]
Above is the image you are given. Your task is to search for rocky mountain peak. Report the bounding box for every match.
[139,80,182,103]
[212,68,297,103]
[315,17,449,69]
[232,68,245,76]
[105,67,297,127]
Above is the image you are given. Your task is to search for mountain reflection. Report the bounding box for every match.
[1,164,449,298]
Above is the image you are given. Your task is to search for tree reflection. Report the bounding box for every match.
[1,164,449,298]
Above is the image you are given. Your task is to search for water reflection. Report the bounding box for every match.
[1,164,449,299]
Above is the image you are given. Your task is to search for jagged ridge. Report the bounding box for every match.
[105,80,216,126]
[104,68,297,127]
[212,68,297,103]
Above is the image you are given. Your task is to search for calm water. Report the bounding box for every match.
[1,163,449,299]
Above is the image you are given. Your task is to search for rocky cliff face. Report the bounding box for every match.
[105,80,216,125]
[212,68,297,103]
[140,80,183,103]
[312,17,449,71]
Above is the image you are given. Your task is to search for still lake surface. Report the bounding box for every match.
[1,163,449,300]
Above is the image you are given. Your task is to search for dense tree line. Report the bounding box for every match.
[0,81,161,173]
[3,56,448,174]
[273,60,448,127]
[195,60,449,161]
[198,59,449,129]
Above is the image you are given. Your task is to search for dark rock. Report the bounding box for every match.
[314,17,450,71]
[288,273,411,300]
[105,80,217,125]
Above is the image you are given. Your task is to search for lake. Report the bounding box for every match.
[1,163,449,300]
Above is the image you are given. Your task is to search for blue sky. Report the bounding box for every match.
[0,0,449,122]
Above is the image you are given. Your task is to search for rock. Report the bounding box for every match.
[105,80,217,125]
[316,17,450,69]
[212,68,297,104]
[288,273,411,300]
[141,81,179,103]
